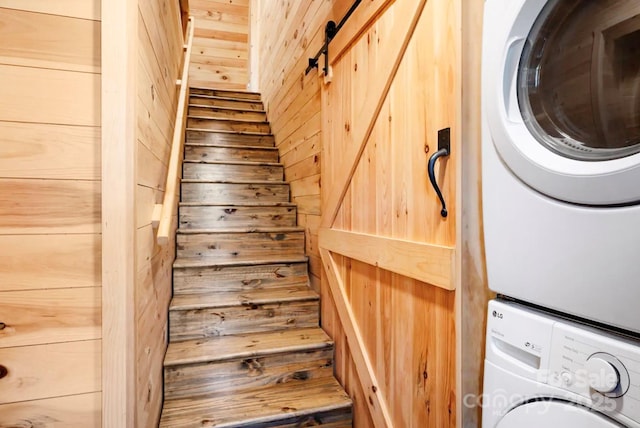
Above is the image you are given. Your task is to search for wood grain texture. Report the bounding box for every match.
[0,122,100,180]
[0,64,100,126]
[183,160,283,181]
[0,1,100,20]
[181,180,290,203]
[0,392,102,428]
[316,0,459,425]
[460,0,493,426]
[0,288,101,348]
[0,234,100,291]
[189,0,249,89]
[0,178,100,234]
[184,144,279,162]
[0,3,103,424]
[160,377,351,428]
[101,0,136,425]
[179,203,296,229]
[0,8,100,73]
[319,228,455,291]
[0,340,101,404]
[133,0,185,425]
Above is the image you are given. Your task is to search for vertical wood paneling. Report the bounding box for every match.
[189,0,249,89]
[0,4,102,424]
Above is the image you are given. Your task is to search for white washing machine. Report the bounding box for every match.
[482,0,640,333]
[483,299,640,427]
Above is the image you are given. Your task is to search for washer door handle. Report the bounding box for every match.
[428,128,451,218]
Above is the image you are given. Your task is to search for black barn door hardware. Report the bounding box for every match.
[428,128,451,218]
[305,0,362,76]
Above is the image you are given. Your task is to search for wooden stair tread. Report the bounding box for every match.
[181,178,287,185]
[159,376,351,428]
[169,284,318,311]
[183,159,281,167]
[179,201,295,207]
[164,327,331,367]
[190,87,261,96]
[186,127,272,136]
[188,115,269,124]
[177,226,304,235]
[188,102,266,114]
[174,255,308,269]
[185,142,277,150]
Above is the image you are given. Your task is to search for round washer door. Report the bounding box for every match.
[497,401,624,427]
[484,0,640,205]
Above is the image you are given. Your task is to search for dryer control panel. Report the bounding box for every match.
[486,300,640,424]
[548,322,640,422]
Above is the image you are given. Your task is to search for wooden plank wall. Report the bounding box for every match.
[189,0,249,90]
[258,1,351,292]
[0,2,103,426]
[136,0,184,426]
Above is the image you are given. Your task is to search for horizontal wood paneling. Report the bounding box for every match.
[0,179,100,234]
[0,0,101,20]
[0,234,100,291]
[189,0,249,89]
[0,7,100,73]
[0,64,100,126]
[0,340,101,404]
[0,122,100,180]
[0,288,101,348]
[0,392,102,428]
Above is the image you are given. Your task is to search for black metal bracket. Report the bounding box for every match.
[428,128,451,218]
[305,0,362,75]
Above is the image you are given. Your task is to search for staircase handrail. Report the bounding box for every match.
[155,16,195,245]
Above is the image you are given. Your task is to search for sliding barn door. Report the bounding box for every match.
[318,0,459,426]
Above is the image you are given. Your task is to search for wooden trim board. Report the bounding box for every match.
[318,228,455,291]
[320,248,393,428]
[101,0,137,426]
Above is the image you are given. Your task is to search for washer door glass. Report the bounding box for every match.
[497,400,624,427]
[519,0,640,161]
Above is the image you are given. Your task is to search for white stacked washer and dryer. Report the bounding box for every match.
[481,0,640,426]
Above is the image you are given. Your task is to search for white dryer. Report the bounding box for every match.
[483,299,640,427]
[482,0,640,333]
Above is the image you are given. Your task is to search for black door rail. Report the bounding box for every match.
[305,0,362,76]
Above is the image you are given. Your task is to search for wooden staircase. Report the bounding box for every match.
[159,88,353,427]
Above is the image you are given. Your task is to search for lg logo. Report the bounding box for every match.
[492,310,503,319]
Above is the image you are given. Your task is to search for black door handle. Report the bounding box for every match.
[428,128,451,218]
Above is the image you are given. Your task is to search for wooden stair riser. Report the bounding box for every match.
[186,130,275,147]
[189,106,267,122]
[169,300,320,341]
[190,88,261,101]
[183,162,284,182]
[187,118,271,134]
[189,95,264,111]
[241,409,353,428]
[173,263,309,295]
[164,348,335,400]
[176,231,305,260]
[184,145,279,163]
[180,205,297,229]
[181,182,290,204]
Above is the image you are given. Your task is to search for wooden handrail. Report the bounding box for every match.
[155,16,195,245]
